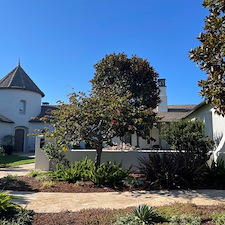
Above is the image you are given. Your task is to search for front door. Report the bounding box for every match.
[14,129,25,152]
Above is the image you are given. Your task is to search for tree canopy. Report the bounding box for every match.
[189,0,225,115]
[91,52,160,109]
[91,52,160,139]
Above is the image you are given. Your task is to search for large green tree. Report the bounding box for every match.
[91,52,160,141]
[189,0,225,115]
[46,53,160,167]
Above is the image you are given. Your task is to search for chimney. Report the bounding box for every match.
[42,102,49,106]
[157,79,168,112]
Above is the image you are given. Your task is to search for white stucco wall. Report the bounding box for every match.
[185,104,213,139]
[0,89,51,152]
[0,89,42,125]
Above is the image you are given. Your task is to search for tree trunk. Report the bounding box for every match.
[95,145,103,170]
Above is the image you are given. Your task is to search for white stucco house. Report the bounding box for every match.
[0,63,55,153]
[183,102,225,162]
[0,63,198,153]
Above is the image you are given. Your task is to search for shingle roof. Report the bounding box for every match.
[0,114,14,123]
[157,105,196,122]
[0,63,45,97]
[29,105,57,122]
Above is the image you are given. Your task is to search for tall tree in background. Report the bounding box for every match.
[91,52,160,142]
[189,0,225,115]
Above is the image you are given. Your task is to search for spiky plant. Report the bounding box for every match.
[133,204,157,224]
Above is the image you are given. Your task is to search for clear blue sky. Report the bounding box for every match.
[0,0,208,105]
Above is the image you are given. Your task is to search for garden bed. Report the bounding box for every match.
[0,176,119,193]
[0,174,144,193]
[32,204,225,225]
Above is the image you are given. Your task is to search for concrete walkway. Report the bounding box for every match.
[7,189,225,213]
[1,163,225,213]
[0,163,35,178]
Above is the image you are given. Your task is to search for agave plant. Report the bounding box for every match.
[133,204,157,224]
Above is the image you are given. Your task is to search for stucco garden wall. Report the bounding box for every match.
[35,136,166,171]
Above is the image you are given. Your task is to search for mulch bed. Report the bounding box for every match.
[0,176,118,193]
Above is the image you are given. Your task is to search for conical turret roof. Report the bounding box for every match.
[0,63,45,97]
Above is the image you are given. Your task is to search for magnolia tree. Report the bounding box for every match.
[91,52,160,142]
[189,0,225,115]
[45,53,160,168]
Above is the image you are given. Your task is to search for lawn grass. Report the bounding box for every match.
[0,155,35,167]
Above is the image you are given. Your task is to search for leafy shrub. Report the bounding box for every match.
[88,161,130,187]
[161,119,214,160]
[0,208,34,225]
[0,192,20,213]
[1,135,14,155]
[52,157,94,183]
[122,177,144,190]
[49,157,129,186]
[169,214,201,225]
[27,169,45,178]
[139,152,206,189]
[0,192,34,225]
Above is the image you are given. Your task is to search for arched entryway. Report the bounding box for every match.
[14,127,27,152]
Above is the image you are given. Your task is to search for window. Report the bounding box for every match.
[158,79,165,87]
[19,100,26,114]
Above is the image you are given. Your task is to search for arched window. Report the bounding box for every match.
[19,100,26,114]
